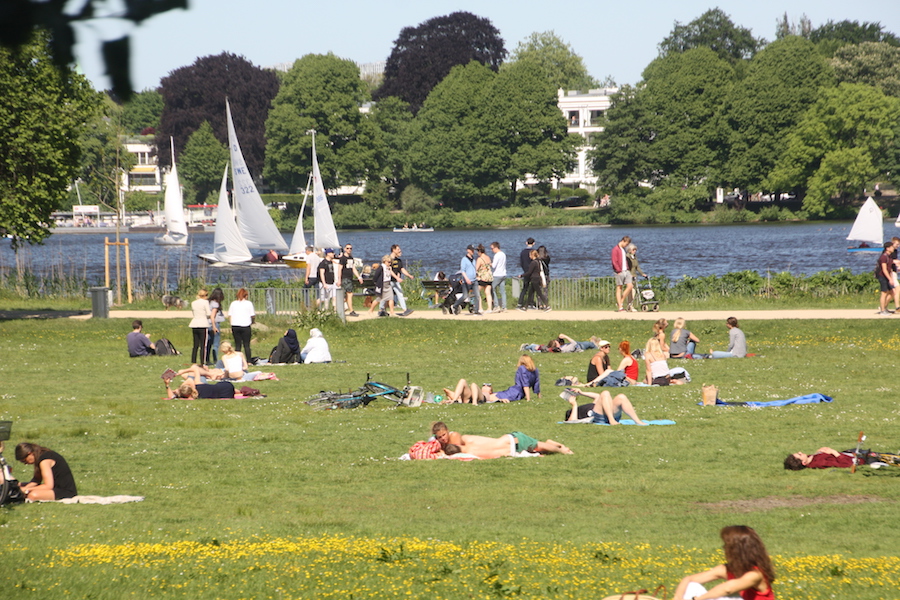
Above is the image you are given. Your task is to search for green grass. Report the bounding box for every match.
[1,315,899,599]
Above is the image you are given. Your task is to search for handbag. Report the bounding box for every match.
[701,383,719,406]
[601,585,667,600]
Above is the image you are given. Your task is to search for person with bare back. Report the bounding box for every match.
[431,422,572,458]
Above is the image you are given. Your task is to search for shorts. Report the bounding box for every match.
[589,408,622,424]
[652,375,671,386]
[319,283,335,301]
[877,275,893,293]
[509,431,539,453]
[477,280,493,287]
[615,271,633,286]
[341,279,354,293]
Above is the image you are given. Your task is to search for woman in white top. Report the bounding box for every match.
[644,338,683,386]
[219,341,276,381]
[300,328,332,364]
[189,289,211,364]
[228,288,255,359]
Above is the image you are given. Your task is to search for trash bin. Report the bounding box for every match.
[90,286,109,319]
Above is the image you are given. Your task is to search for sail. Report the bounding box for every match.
[225,100,288,252]
[311,133,340,250]
[212,166,253,263]
[163,140,188,240]
[846,197,883,246]
[288,173,312,255]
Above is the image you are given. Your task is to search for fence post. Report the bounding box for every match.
[511,277,521,301]
[335,288,346,323]
[265,289,277,315]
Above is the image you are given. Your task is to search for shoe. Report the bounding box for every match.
[543,306,552,312]
[400,309,414,317]
[617,307,625,312]
[348,311,359,317]
[378,311,388,317]
[628,307,638,312]
[517,306,527,312]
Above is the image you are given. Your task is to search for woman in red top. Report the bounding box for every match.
[673,525,775,600]
[616,340,639,384]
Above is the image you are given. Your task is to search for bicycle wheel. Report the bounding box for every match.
[364,382,405,405]
[0,474,9,506]
[307,390,368,410]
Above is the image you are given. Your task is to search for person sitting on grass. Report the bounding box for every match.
[300,328,332,364]
[219,342,278,381]
[127,320,155,357]
[482,355,540,403]
[644,338,684,386]
[670,317,701,358]
[672,525,775,600]
[164,369,235,399]
[561,388,646,425]
[15,442,77,501]
[710,317,747,358]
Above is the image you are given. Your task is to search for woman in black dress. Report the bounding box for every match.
[15,442,77,501]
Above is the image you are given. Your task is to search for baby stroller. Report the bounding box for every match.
[634,275,659,312]
[440,274,475,315]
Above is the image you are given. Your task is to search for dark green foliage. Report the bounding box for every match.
[505,31,599,92]
[156,53,279,177]
[120,88,163,134]
[77,97,136,211]
[808,19,900,57]
[179,121,228,205]
[374,11,507,113]
[264,53,377,193]
[658,8,763,63]
[0,31,98,246]
[832,42,900,98]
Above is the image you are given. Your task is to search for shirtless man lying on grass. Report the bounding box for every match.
[430,421,572,459]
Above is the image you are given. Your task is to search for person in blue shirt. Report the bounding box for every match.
[453,245,481,315]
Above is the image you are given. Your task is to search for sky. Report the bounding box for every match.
[72,0,900,92]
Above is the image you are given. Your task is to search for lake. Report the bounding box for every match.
[0,221,892,288]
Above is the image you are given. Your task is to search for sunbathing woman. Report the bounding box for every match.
[164,370,235,399]
[441,379,484,404]
[562,388,645,425]
[15,442,77,501]
[672,525,775,600]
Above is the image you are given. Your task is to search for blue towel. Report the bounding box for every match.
[699,393,833,407]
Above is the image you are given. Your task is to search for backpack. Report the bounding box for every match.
[1,463,26,506]
[155,338,180,356]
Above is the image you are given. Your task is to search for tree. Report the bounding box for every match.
[264,53,377,192]
[373,11,506,113]
[482,60,577,200]
[156,53,279,178]
[766,83,900,216]
[409,61,501,205]
[78,96,136,211]
[832,42,900,98]
[724,36,833,191]
[808,20,900,57]
[121,88,163,134]
[0,31,98,246]
[658,8,763,64]
[369,96,415,206]
[178,121,228,204]
[589,85,656,193]
[505,31,599,92]
[775,13,812,40]
[0,0,186,100]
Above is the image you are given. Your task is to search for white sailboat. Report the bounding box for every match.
[199,166,252,264]
[199,100,289,266]
[154,138,188,246]
[283,129,340,269]
[846,197,884,253]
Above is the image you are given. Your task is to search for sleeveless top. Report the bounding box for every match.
[727,568,774,600]
[623,357,639,381]
[649,358,669,379]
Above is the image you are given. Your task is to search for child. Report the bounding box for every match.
[673,526,774,600]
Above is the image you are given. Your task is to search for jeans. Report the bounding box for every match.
[575,341,597,351]
[518,277,532,307]
[686,341,696,355]
[492,276,506,309]
[711,350,736,358]
[206,326,221,364]
[453,281,480,312]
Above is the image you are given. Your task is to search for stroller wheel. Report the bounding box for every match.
[441,306,448,315]
[641,304,650,312]
[652,304,659,312]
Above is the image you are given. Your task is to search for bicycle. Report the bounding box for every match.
[306,374,420,410]
[0,421,25,506]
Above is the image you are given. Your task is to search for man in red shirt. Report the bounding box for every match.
[611,235,631,312]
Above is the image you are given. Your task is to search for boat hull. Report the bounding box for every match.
[281,254,308,269]
[392,228,434,232]
[847,247,881,253]
[154,233,188,246]
[198,253,289,268]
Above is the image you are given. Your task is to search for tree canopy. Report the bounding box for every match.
[156,53,279,179]
[179,121,228,204]
[0,31,98,246]
[373,11,506,113]
[78,96,136,212]
[658,8,763,63]
[767,83,900,216]
[505,31,599,92]
[832,42,900,98]
[808,20,900,57]
[264,53,377,192]
[121,88,163,134]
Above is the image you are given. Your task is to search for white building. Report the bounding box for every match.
[555,88,616,192]
[120,136,162,195]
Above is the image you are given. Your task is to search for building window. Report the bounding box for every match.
[568,111,580,127]
[129,173,157,187]
[588,109,604,125]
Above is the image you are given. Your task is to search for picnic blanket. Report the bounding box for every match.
[37,495,144,504]
[699,393,833,407]
[560,419,676,425]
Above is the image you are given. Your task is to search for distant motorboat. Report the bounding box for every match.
[846,197,884,253]
[393,225,434,232]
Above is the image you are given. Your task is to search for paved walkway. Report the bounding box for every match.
[1,307,885,322]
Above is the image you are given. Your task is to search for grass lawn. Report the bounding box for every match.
[0,315,898,599]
